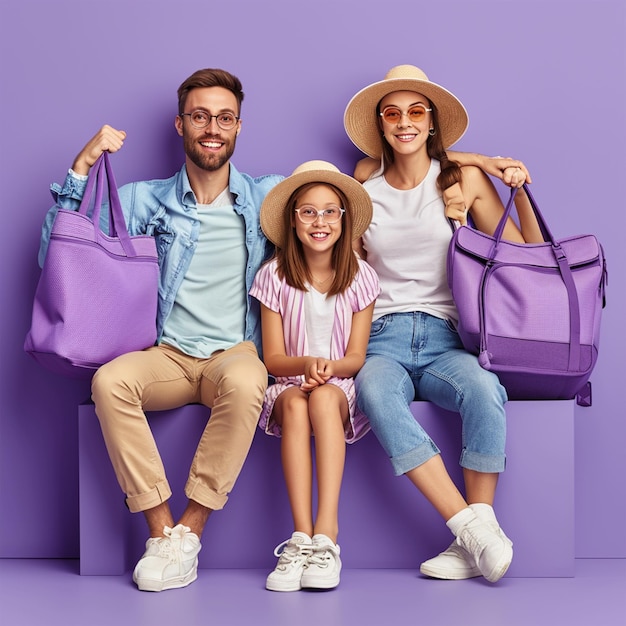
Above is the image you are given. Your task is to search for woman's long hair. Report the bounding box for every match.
[275,182,359,296]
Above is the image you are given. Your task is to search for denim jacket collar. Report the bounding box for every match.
[177,162,250,211]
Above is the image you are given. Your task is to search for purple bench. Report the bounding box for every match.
[79,400,575,577]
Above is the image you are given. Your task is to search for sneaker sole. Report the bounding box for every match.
[300,575,340,590]
[419,563,482,580]
[265,572,303,592]
[134,568,198,592]
[265,581,302,592]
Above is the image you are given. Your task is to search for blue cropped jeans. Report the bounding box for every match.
[355,312,508,476]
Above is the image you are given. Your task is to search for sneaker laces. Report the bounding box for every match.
[273,538,312,571]
[148,524,190,564]
[307,543,337,569]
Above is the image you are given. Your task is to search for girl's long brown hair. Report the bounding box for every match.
[275,182,359,296]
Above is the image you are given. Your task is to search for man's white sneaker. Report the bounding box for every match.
[266,532,313,592]
[300,534,341,590]
[132,524,201,592]
[420,540,481,580]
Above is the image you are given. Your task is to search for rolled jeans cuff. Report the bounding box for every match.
[391,440,440,476]
[460,449,506,473]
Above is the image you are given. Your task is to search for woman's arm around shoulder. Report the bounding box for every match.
[459,166,543,243]
[447,151,531,188]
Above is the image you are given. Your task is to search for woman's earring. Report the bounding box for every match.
[428,128,436,136]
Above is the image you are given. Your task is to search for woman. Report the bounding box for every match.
[344,64,543,583]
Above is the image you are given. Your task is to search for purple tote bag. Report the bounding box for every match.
[447,184,607,403]
[24,152,159,378]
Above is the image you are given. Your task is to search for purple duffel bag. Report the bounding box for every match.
[447,183,607,404]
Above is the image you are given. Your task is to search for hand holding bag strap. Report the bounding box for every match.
[491,184,554,250]
[77,153,104,216]
[77,153,137,257]
[483,184,581,371]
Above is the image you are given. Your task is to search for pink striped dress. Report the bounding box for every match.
[250,257,380,443]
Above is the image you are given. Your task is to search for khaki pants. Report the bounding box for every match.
[91,341,267,513]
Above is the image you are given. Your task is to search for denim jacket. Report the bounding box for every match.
[39,163,283,355]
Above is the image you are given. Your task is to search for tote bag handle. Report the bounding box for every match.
[77,152,137,257]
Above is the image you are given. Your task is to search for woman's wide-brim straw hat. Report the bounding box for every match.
[344,64,469,158]
[260,160,373,248]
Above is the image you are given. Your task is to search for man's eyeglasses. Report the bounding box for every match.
[180,109,240,130]
[294,205,345,224]
[379,104,432,125]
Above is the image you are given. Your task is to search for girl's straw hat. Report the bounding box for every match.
[344,64,469,158]
[260,160,373,248]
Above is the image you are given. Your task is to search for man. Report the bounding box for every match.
[39,68,283,592]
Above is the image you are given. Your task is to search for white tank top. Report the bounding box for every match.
[362,159,458,323]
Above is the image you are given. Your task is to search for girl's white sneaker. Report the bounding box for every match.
[266,532,313,592]
[300,534,341,590]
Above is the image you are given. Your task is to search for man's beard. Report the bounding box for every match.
[184,132,236,172]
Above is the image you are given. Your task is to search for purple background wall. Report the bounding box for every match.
[0,0,624,560]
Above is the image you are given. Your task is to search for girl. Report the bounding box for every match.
[343,65,544,583]
[250,161,380,592]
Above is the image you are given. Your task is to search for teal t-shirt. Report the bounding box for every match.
[162,189,246,357]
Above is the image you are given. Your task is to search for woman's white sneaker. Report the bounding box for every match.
[266,532,313,592]
[420,540,481,579]
[421,504,512,580]
[444,505,513,583]
[300,534,341,590]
